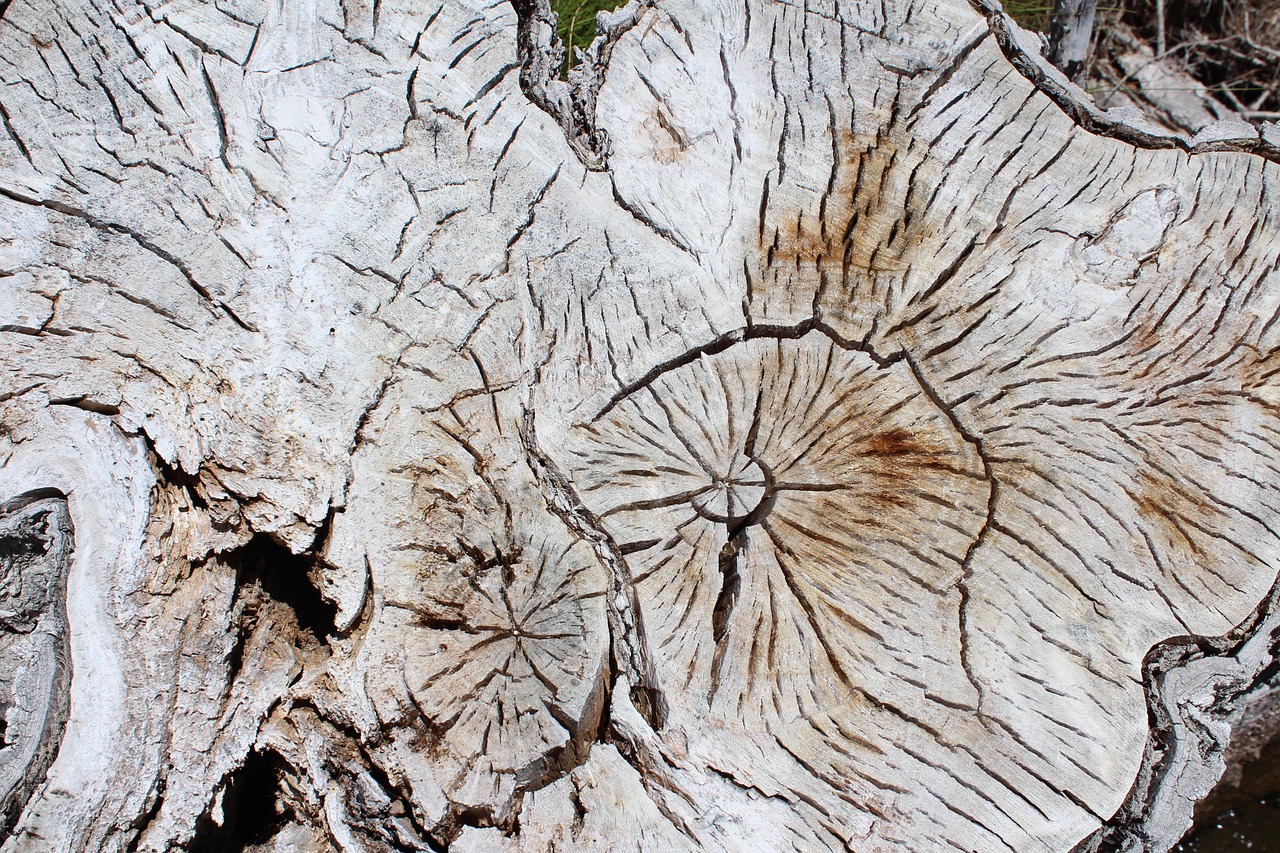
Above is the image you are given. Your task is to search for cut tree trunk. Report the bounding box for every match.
[0,0,1279,851]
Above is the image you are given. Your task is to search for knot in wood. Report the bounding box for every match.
[691,452,769,525]
[559,330,992,710]
[402,530,607,794]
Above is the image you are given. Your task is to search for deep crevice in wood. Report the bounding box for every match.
[188,749,294,853]
[269,702,447,851]
[224,535,337,645]
[519,401,669,737]
[4,0,1279,846]
[508,0,655,170]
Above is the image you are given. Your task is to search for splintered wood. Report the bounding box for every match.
[0,0,1278,850]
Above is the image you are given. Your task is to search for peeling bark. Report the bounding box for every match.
[1,0,1280,851]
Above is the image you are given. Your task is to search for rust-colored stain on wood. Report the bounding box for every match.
[1132,469,1205,555]
[760,130,915,277]
[864,427,932,457]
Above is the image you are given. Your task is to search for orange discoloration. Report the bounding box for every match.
[864,427,932,457]
[761,130,915,275]
[640,106,692,166]
[860,427,960,513]
[749,126,933,335]
[1132,469,1206,556]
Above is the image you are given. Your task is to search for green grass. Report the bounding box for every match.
[1003,3,1127,33]
[552,0,621,73]
[549,0,1064,72]
[1004,0,1055,31]
[550,0,1101,68]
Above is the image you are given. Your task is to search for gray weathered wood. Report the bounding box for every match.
[1047,0,1099,81]
[1,0,1279,850]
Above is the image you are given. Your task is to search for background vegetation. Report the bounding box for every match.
[1113,0,1279,119]
[552,0,620,73]
[553,0,1279,121]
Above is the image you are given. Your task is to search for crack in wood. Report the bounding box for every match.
[557,325,994,730]
[518,404,668,734]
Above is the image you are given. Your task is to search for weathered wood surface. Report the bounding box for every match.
[0,0,1279,850]
[1046,0,1097,81]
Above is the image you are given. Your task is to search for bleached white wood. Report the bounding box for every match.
[0,0,1278,850]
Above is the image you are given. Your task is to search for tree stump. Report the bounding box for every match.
[0,0,1279,850]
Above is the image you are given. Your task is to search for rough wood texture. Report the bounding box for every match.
[0,495,72,838]
[0,0,1279,850]
[1046,0,1098,81]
